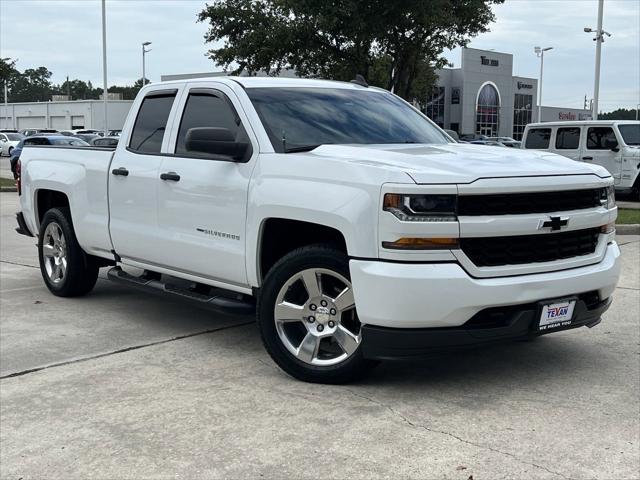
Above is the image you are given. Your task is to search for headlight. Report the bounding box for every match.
[599,185,615,209]
[383,194,457,221]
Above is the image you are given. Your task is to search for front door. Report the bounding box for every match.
[109,89,180,262]
[582,126,622,185]
[154,85,255,287]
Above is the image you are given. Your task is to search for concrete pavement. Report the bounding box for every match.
[1,192,638,479]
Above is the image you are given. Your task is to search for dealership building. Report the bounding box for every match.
[426,47,592,139]
[0,98,133,131]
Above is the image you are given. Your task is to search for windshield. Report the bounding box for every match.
[246,87,449,152]
[6,133,23,141]
[619,124,640,146]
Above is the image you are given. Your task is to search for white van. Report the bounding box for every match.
[522,120,640,198]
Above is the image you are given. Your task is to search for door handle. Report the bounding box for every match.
[160,171,181,182]
[582,156,593,161]
[111,167,129,176]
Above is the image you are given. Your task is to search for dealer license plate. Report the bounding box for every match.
[538,300,576,331]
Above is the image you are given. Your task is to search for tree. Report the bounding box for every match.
[9,66,54,102]
[108,78,148,100]
[53,79,100,100]
[599,108,639,120]
[0,58,19,102]
[197,0,503,103]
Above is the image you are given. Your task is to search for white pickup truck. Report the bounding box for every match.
[16,77,621,383]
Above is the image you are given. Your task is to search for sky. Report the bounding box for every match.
[0,0,638,111]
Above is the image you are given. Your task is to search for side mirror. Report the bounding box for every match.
[185,127,249,161]
[605,138,619,152]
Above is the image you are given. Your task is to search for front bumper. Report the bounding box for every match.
[350,242,620,330]
[361,295,611,359]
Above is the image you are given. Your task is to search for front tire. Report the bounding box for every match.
[258,245,374,384]
[38,208,99,297]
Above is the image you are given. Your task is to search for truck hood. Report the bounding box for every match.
[307,143,611,184]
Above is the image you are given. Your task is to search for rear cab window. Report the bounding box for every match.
[555,127,581,150]
[586,127,617,150]
[129,91,177,154]
[524,128,552,149]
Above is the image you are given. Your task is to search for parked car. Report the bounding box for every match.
[470,140,506,147]
[522,121,640,198]
[443,129,460,142]
[10,135,89,177]
[73,134,101,144]
[459,133,488,142]
[0,132,24,157]
[16,77,620,383]
[486,136,521,148]
[59,129,101,136]
[20,128,59,137]
[108,129,122,137]
[91,136,120,147]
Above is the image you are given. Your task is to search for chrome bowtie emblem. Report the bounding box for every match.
[538,216,569,232]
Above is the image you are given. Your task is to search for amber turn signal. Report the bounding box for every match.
[382,237,459,250]
[600,222,615,234]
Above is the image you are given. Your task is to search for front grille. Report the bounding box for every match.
[460,228,600,267]
[458,188,603,216]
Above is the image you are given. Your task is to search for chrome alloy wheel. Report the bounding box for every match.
[274,268,362,366]
[42,222,68,284]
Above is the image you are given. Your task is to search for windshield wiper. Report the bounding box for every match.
[284,144,323,153]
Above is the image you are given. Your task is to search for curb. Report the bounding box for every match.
[616,224,640,235]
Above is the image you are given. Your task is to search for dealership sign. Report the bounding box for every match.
[480,56,499,67]
[517,81,533,90]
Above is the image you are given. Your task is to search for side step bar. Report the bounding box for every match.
[107,267,255,315]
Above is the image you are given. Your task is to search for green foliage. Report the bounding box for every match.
[1,58,148,102]
[599,108,639,121]
[198,0,503,104]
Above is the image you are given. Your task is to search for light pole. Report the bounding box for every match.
[3,82,8,129]
[584,0,611,120]
[142,42,152,85]
[535,46,553,122]
[101,0,108,136]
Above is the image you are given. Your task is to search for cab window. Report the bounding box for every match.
[555,127,581,149]
[129,92,177,154]
[175,90,250,158]
[524,128,552,149]
[586,127,616,150]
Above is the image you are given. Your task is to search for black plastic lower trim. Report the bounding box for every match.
[15,212,34,237]
[361,295,612,360]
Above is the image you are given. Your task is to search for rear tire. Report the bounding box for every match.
[258,244,375,384]
[38,208,99,297]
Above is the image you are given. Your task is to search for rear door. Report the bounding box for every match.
[153,84,256,287]
[108,88,181,263]
[582,126,622,184]
[554,126,581,160]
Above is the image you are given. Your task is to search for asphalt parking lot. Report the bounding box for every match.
[0,191,638,480]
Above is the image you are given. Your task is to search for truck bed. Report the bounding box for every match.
[19,145,116,259]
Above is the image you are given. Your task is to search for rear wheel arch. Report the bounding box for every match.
[36,189,70,227]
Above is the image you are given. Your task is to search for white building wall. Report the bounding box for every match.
[0,100,133,131]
